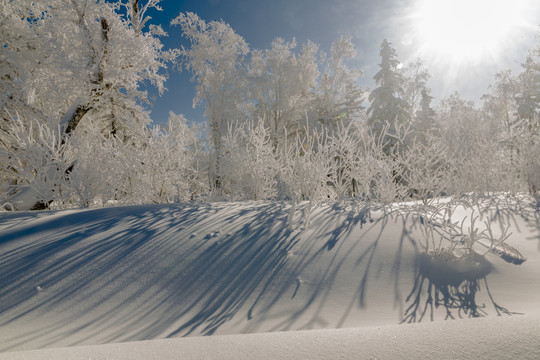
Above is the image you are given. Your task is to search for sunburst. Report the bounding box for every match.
[408,0,536,66]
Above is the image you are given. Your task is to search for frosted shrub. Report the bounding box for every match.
[45,112,202,208]
[65,127,128,207]
[344,125,400,204]
[398,133,452,204]
[415,202,460,256]
[310,121,414,204]
[414,199,526,265]
[437,109,528,195]
[449,134,514,194]
[164,113,208,201]
[369,123,410,203]
[221,120,280,200]
[122,113,204,204]
[0,117,71,208]
[325,122,372,199]
[281,127,337,202]
[372,160,408,203]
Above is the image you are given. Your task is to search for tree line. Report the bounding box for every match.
[0,3,538,210]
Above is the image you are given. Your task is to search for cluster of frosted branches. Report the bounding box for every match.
[1,113,202,209]
[2,113,539,210]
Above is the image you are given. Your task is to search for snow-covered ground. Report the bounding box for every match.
[1,197,539,359]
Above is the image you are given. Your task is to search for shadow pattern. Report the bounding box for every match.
[402,251,519,323]
[0,195,536,351]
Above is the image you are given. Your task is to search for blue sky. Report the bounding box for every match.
[144,0,539,125]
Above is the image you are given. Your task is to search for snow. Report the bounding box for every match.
[1,198,539,359]
[2,317,540,360]
[2,186,40,212]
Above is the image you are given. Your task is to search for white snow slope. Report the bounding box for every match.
[1,197,539,359]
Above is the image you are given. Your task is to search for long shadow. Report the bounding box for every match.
[1,197,531,351]
[1,200,392,350]
[0,202,312,350]
[169,201,374,335]
[401,251,519,323]
[164,202,301,337]
[0,203,221,349]
[241,201,412,333]
[397,195,534,323]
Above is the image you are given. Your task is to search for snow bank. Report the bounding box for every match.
[2,316,539,360]
[0,198,539,358]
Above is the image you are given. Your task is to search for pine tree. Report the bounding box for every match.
[367,39,410,153]
[414,89,437,142]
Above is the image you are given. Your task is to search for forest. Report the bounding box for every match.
[1,1,539,211]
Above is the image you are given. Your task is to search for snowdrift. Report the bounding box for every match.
[1,198,539,358]
[2,316,539,360]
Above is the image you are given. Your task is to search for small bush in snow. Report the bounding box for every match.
[0,116,71,209]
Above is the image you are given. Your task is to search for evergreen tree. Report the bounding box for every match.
[414,89,437,142]
[367,39,410,153]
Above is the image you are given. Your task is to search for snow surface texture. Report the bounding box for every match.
[2,317,540,360]
[1,198,539,359]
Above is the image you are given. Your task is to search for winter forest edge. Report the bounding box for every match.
[0,2,538,216]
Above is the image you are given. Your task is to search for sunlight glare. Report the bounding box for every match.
[411,0,534,65]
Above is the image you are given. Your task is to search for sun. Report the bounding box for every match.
[409,0,535,66]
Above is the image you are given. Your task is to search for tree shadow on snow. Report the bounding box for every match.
[240,202,415,333]
[0,198,530,352]
[0,200,391,351]
[0,202,308,350]
[401,251,519,323]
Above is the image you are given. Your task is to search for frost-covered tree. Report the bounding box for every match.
[513,43,540,194]
[367,39,410,153]
[479,46,540,195]
[515,46,540,130]
[0,0,169,138]
[436,92,481,151]
[482,70,519,131]
[0,0,171,209]
[171,12,249,190]
[481,70,521,176]
[316,36,364,128]
[413,89,437,143]
[248,38,320,148]
[436,92,509,193]
[402,58,431,117]
[125,0,162,35]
